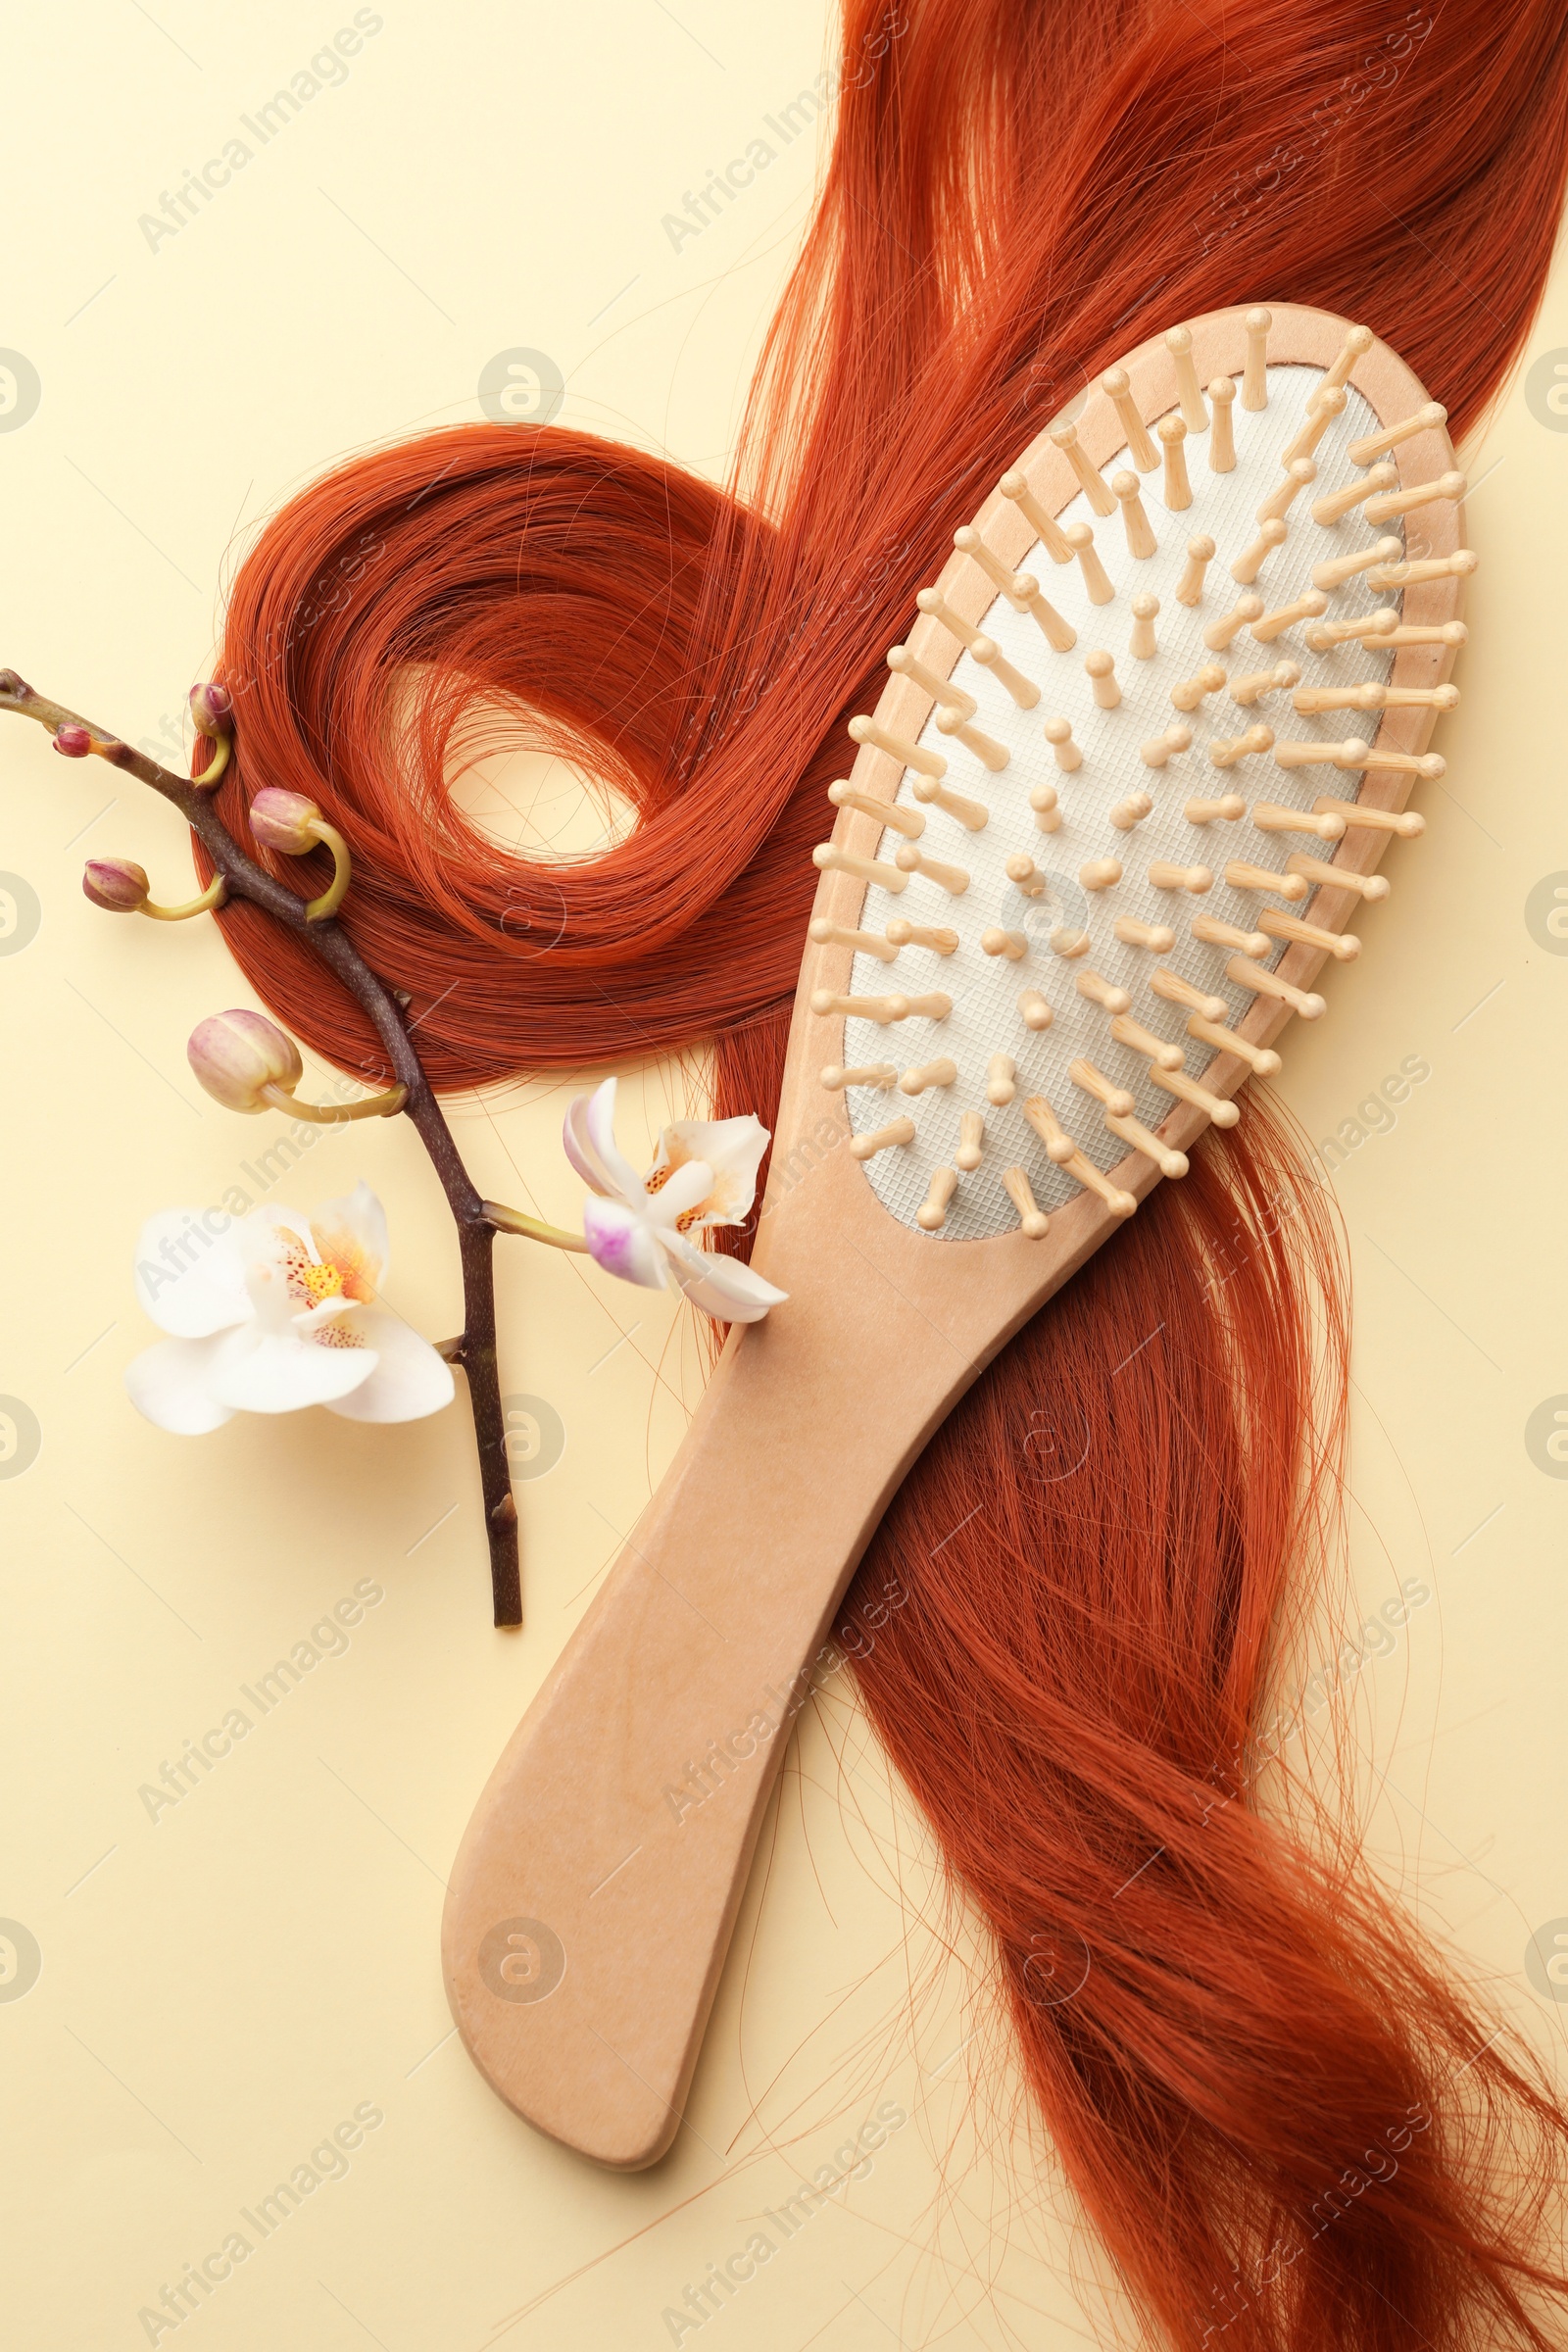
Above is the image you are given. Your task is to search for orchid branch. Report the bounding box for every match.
[0,666,573,1629]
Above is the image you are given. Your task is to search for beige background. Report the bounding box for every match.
[2,4,1566,2345]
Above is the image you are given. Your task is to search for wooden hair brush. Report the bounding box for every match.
[441,303,1468,2167]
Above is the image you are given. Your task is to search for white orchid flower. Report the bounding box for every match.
[563,1078,788,1326]
[123,1182,455,1434]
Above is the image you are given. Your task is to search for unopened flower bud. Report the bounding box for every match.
[250,787,322,855]
[187,1008,303,1113]
[82,858,150,912]
[54,724,91,758]
[189,682,234,738]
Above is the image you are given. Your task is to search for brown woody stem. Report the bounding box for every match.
[0,668,531,1627]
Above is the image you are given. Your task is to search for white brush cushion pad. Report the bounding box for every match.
[846,364,1403,1240]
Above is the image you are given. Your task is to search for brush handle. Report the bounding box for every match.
[441,1188,1006,2168]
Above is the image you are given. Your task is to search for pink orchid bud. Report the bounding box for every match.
[250,787,322,855]
[53,724,92,758]
[82,858,150,912]
[189,682,234,739]
[187,1008,303,1113]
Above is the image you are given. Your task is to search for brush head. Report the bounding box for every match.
[811,316,1465,1241]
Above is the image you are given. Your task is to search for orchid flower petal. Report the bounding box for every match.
[582,1077,649,1203]
[662,1260,787,1324]
[563,1093,616,1197]
[123,1334,239,1434]
[659,1229,789,1323]
[247,1202,322,1250]
[132,1210,251,1339]
[310,1181,388,1299]
[207,1323,378,1414]
[322,1308,455,1422]
[582,1194,668,1290]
